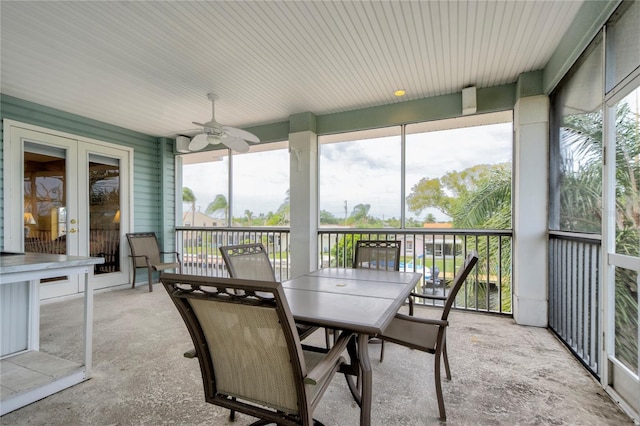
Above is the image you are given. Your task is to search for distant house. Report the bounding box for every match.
[401,223,457,259]
[182,211,221,227]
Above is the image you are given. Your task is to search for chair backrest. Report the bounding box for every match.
[440,251,479,321]
[160,274,312,421]
[126,232,161,267]
[353,240,401,271]
[219,243,277,281]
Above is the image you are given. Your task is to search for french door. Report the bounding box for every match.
[4,120,132,298]
[603,82,639,418]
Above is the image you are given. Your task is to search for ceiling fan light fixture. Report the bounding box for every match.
[207,134,222,145]
[187,93,260,152]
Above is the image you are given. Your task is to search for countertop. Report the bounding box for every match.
[0,252,104,275]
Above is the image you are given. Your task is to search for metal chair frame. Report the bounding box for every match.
[126,232,181,292]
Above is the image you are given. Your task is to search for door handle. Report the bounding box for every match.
[69,228,77,233]
[70,219,77,224]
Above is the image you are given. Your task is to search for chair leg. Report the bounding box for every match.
[229,397,236,421]
[379,341,385,362]
[131,265,137,289]
[434,350,446,420]
[443,340,452,380]
[147,267,153,292]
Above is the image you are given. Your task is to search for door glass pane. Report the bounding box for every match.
[614,87,640,258]
[89,156,121,275]
[615,266,638,373]
[23,149,67,255]
[612,86,639,375]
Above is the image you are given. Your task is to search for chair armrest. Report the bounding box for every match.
[394,312,448,327]
[160,251,182,263]
[410,292,447,301]
[407,292,444,316]
[305,331,354,385]
[183,348,197,358]
[128,254,148,260]
[128,254,150,266]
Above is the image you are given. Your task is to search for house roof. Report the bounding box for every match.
[182,211,220,227]
[423,222,454,229]
[1,1,584,139]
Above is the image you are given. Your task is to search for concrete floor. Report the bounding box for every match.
[1,283,634,425]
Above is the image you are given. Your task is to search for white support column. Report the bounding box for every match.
[289,130,318,278]
[513,95,549,327]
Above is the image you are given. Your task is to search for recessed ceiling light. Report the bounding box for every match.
[394,89,406,97]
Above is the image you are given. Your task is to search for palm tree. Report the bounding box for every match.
[205,194,228,225]
[276,189,291,224]
[455,164,511,230]
[244,210,253,226]
[182,187,196,225]
[349,204,371,225]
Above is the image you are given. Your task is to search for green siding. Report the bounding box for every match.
[159,137,176,252]
[0,94,174,251]
[317,85,516,136]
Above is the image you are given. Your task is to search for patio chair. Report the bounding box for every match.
[379,251,479,421]
[220,243,318,341]
[350,239,403,361]
[125,232,181,292]
[353,240,402,271]
[160,273,355,426]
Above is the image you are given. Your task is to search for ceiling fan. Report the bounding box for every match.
[187,93,260,153]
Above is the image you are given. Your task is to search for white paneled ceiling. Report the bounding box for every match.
[1,1,583,138]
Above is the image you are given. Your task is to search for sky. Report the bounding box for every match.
[182,122,513,222]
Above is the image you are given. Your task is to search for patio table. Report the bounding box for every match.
[283,267,422,426]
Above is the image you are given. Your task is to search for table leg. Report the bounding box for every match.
[344,337,362,405]
[83,269,93,377]
[358,333,372,426]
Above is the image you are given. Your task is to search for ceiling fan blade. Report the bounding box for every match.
[188,134,209,151]
[222,136,250,153]
[223,126,260,143]
[192,121,207,127]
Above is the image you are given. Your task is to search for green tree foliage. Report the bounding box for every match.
[558,111,604,232]
[330,235,358,267]
[205,194,228,223]
[182,187,196,225]
[244,210,254,226]
[347,203,371,225]
[406,163,511,229]
[265,190,291,226]
[320,209,339,225]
